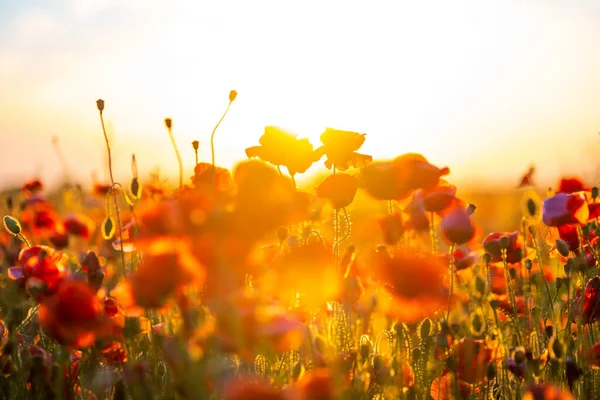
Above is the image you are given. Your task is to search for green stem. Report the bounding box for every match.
[447,243,455,320]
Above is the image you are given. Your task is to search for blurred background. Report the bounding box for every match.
[1,0,600,232]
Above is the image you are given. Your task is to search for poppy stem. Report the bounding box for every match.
[447,243,455,320]
[210,100,233,185]
[166,125,183,189]
[502,250,523,345]
[430,212,437,255]
[531,233,553,310]
[98,107,127,275]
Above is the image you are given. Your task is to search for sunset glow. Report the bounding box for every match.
[1,0,600,189]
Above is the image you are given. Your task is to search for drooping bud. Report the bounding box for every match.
[3,215,21,236]
[555,239,570,258]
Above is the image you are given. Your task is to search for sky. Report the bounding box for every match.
[1,0,600,191]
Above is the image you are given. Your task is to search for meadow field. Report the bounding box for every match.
[0,94,597,400]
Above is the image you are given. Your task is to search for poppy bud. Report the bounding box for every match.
[486,362,496,381]
[192,140,199,151]
[582,225,590,238]
[514,348,527,364]
[418,318,432,339]
[96,99,105,112]
[360,343,371,361]
[466,203,476,215]
[483,253,492,264]
[3,215,21,236]
[500,235,510,250]
[525,259,532,271]
[229,90,238,102]
[489,299,500,310]
[555,239,570,258]
[475,275,486,296]
[526,198,537,217]
[555,277,563,290]
[593,187,599,199]
[6,197,12,210]
[164,118,172,129]
[101,217,116,240]
[528,225,537,235]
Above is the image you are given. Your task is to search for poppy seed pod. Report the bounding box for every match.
[96,99,104,112]
[164,118,172,129]
[229,90,238,102]
[555,239,570,258]
[192,140,199,151]
[593,187,599,199]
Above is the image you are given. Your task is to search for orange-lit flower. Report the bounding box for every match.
[192,162,235,194]
[546,223,597,257]
[38,278,115,348]
[522,384,575,400]
[371,248,448,323]
[483,231,523,264]
[315,173,359,209]
[542,192,588,226]
[440,247,478,271]
[245,126,317,176]
[214,291,304,357]
[557,177,586,194]
[292,368,335,400]
[455,338,494,384]
[392,153,450,192]
[584,342,600,368]
[19,198,61,234]
[441,206,476,245]
[360,162,412,201]
[8,245,67,296]
[62,214,93,239]
[101,341,128,364]
[314,128,372,171]
[119,238,204,310]
[430,372,472,400]
[405,200,430,231]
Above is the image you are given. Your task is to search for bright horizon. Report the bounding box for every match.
[1,0,600,192]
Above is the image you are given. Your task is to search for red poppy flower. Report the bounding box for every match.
[585,342,600,368]
[8,245,67,296]
[314,128,372,171]
[101,342,127,364]
[38,278,116,348]
[192,162,235,195]
[62,214,93,239]
[19,198,61,234]
[557,177,586,194]
[440,247,478,271]
[414,180,457,213]
[371,248,448,322]
[546,223,597,256]
[455,338,494,384]
[581,276,600,325]
[293,368,335,400]
[245,126,317,176]
[405,200,430,231]
[483,231,523,264]
[441,206,476,245]
[223,379,285,400]
[315,173,359,209]
[542,192,589,226]
[22,180,43,195]
[430,372,472,400]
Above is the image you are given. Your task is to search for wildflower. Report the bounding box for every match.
[314,128,372,171]
[378,212,405,245]
[245,126,317,176]
[483,231,523,264]
[454,338,494,384]
[581,276,600,324]
[391,153,450,192]
[293,368,335,400]
[440,247,478,271]
[38,278,116,348]
[8,245,67,297]
[557,177,586,194]
[542,192,589,226]
[441,205,476,245]
[371,248,448,322]
[22,180,43,195]
[315,173,359,209]
[223,379,285,400]
[360,161,412,200]
[414,180,457,213]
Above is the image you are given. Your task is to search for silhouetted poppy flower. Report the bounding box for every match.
[581,276,600,325]
[557,177,586,194]
[8,245,66,296]
[455,338,494,384]
[245,126,317,176]
[405,200,430,231]
[483,231,523,264]
[542,192,588,226]
[441,206,476,245]
[378,212,405,245]
[38,278,115,348]
[314,128,372,171]
[192,162,234,195]
[315,173,359,209]
[522,384,575,400]
[371,248,448,322]
[62,214,93,239]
